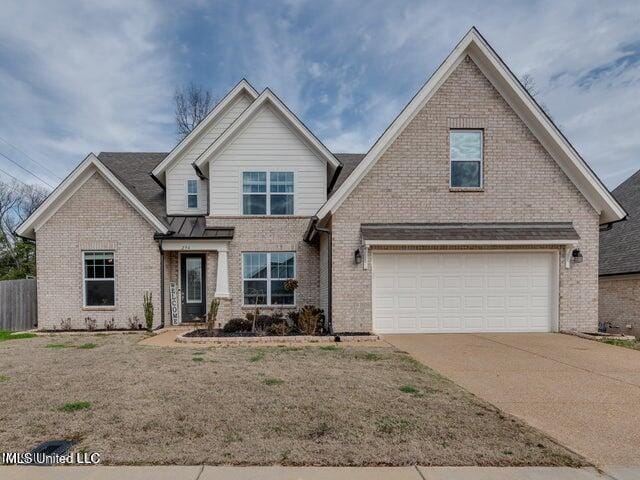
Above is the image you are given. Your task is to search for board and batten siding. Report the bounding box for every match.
[209,105,327,216]
[165,93,254,215]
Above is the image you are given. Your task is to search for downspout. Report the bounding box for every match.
[315,225,333,335]
[158,239,165,329]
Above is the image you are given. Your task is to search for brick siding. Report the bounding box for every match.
[599,275,640,337]
[330,56,600,333]
[36,173,161,330]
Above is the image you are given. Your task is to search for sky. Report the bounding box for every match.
[1,0,639,191]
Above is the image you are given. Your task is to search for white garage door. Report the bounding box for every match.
[372,251,557,333]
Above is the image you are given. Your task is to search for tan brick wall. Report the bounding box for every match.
[331,57,600,333]
[599,275,640,336]
[206,216,320,320]
[36,172,161,330]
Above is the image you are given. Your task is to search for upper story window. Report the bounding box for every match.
[83,251,115,307]
[187,179,198,209]
[243,171,294,215]
[450,130,483,189]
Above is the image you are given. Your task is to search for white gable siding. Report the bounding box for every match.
[165,93,253,215]
[209,105,327,216]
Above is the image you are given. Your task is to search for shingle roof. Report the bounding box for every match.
[600,169,640,276]
[361,223,580,242]
[331,153,366,194]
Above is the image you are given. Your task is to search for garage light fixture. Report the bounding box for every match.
[572,249,583,264]
[354,248,362,265]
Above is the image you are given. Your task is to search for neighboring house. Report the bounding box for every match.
[17,28,625,333]
[599,169,640,336]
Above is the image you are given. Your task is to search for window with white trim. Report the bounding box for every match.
[450,130,483,188]
[187,179,198,209]
[83,251,115,307]
[242,171,294,215]
[242,252,295,305]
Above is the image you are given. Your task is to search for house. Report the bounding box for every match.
[16,28,625,333]
[599,169,640,336]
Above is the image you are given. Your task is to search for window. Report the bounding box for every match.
[187,179,198,209]
[243,252,295,305]
[270,172,294,215]
[83,252,115,307]
[450,130,483,188]
[185,257,203,303]
[242,171,294,215]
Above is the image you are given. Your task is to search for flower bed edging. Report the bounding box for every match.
[176,330,380,345]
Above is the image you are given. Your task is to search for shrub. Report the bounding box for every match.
[84,317,96,331]
[128,316,141,330]
[223,318,253,333]
[60,318,72,331]
[104,318,115,330]
[296,305,324,336]
[143,291,153,331]
[267,322,290,336]
[254,314,277,332]
[207,298,220,335]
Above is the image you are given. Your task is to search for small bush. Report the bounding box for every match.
[267,322,290,336]
[297,305,324,335]
[128,316,141,330]
[60,318,72,331]
[84,317,96,331]
[223,318,253,333]
[60,401,92,412]
[143,291,154,331]
[104,318,115,330]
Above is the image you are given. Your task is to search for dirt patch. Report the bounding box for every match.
[0,333,584,466]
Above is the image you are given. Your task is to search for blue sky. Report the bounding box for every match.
[1,0,639,190]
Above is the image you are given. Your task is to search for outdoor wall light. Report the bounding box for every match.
[572,249,583,263]
[354,248,362,265]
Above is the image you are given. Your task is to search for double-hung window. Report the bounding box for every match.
[187,179,198,209]
[83,252,115,307]
[242,171,294,215]
[450,130,483,188]
[242,252,295,306]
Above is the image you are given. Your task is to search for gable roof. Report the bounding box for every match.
[193,88,341,172]
[600,169,640,276]
[330,153,366,195]
[15,153,170,240]
[314,27,626,225]
[151,79,258,185]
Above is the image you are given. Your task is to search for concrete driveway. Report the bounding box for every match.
[383,333,640,467]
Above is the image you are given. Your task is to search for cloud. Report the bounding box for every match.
[0,0,176,186]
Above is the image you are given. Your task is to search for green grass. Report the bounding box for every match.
[602,339,640,350]
[399,385,420,394]
[0,374,8,382]
[249,351,266,362]
[77,343,97,349]
[263,377,283,386]
[318,344,339,351]
[45,343,71,349]
[192,357,204,362]
[60,401,92,412]
[0,330,36,342]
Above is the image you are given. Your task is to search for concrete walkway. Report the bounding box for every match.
[384,333,640,467]
[0,465,631,480]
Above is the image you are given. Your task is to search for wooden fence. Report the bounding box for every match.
[0,278,37,331]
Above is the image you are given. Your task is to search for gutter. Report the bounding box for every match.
[599,215,627,232]
[158,239,165,329]
[303,216,318,243]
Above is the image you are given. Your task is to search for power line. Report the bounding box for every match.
[0,151,54,189]
[0,164,30,187]
[0,135,62,181]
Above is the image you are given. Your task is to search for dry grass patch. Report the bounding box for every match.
[0,333,585,466]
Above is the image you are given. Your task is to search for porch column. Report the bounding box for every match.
[214,248,230,298]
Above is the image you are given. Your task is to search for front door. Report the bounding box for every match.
[180,253,206,322]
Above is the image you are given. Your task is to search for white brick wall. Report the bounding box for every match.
[330,57,600,333]
[36,173,161,330]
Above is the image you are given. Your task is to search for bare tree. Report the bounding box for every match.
[519,74,553,121]
[174,83,216,140]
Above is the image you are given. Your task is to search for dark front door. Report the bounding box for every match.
[181,254,206,322]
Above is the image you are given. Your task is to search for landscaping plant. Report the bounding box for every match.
[60,318,72,331]
[104,318,115,330]
[84,317,97,331]
[143,292,154,331]
[297,305,324,336]
[207,298,220,335]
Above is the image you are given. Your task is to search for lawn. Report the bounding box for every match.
[600,338,640,351]
[0,333,584,466]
